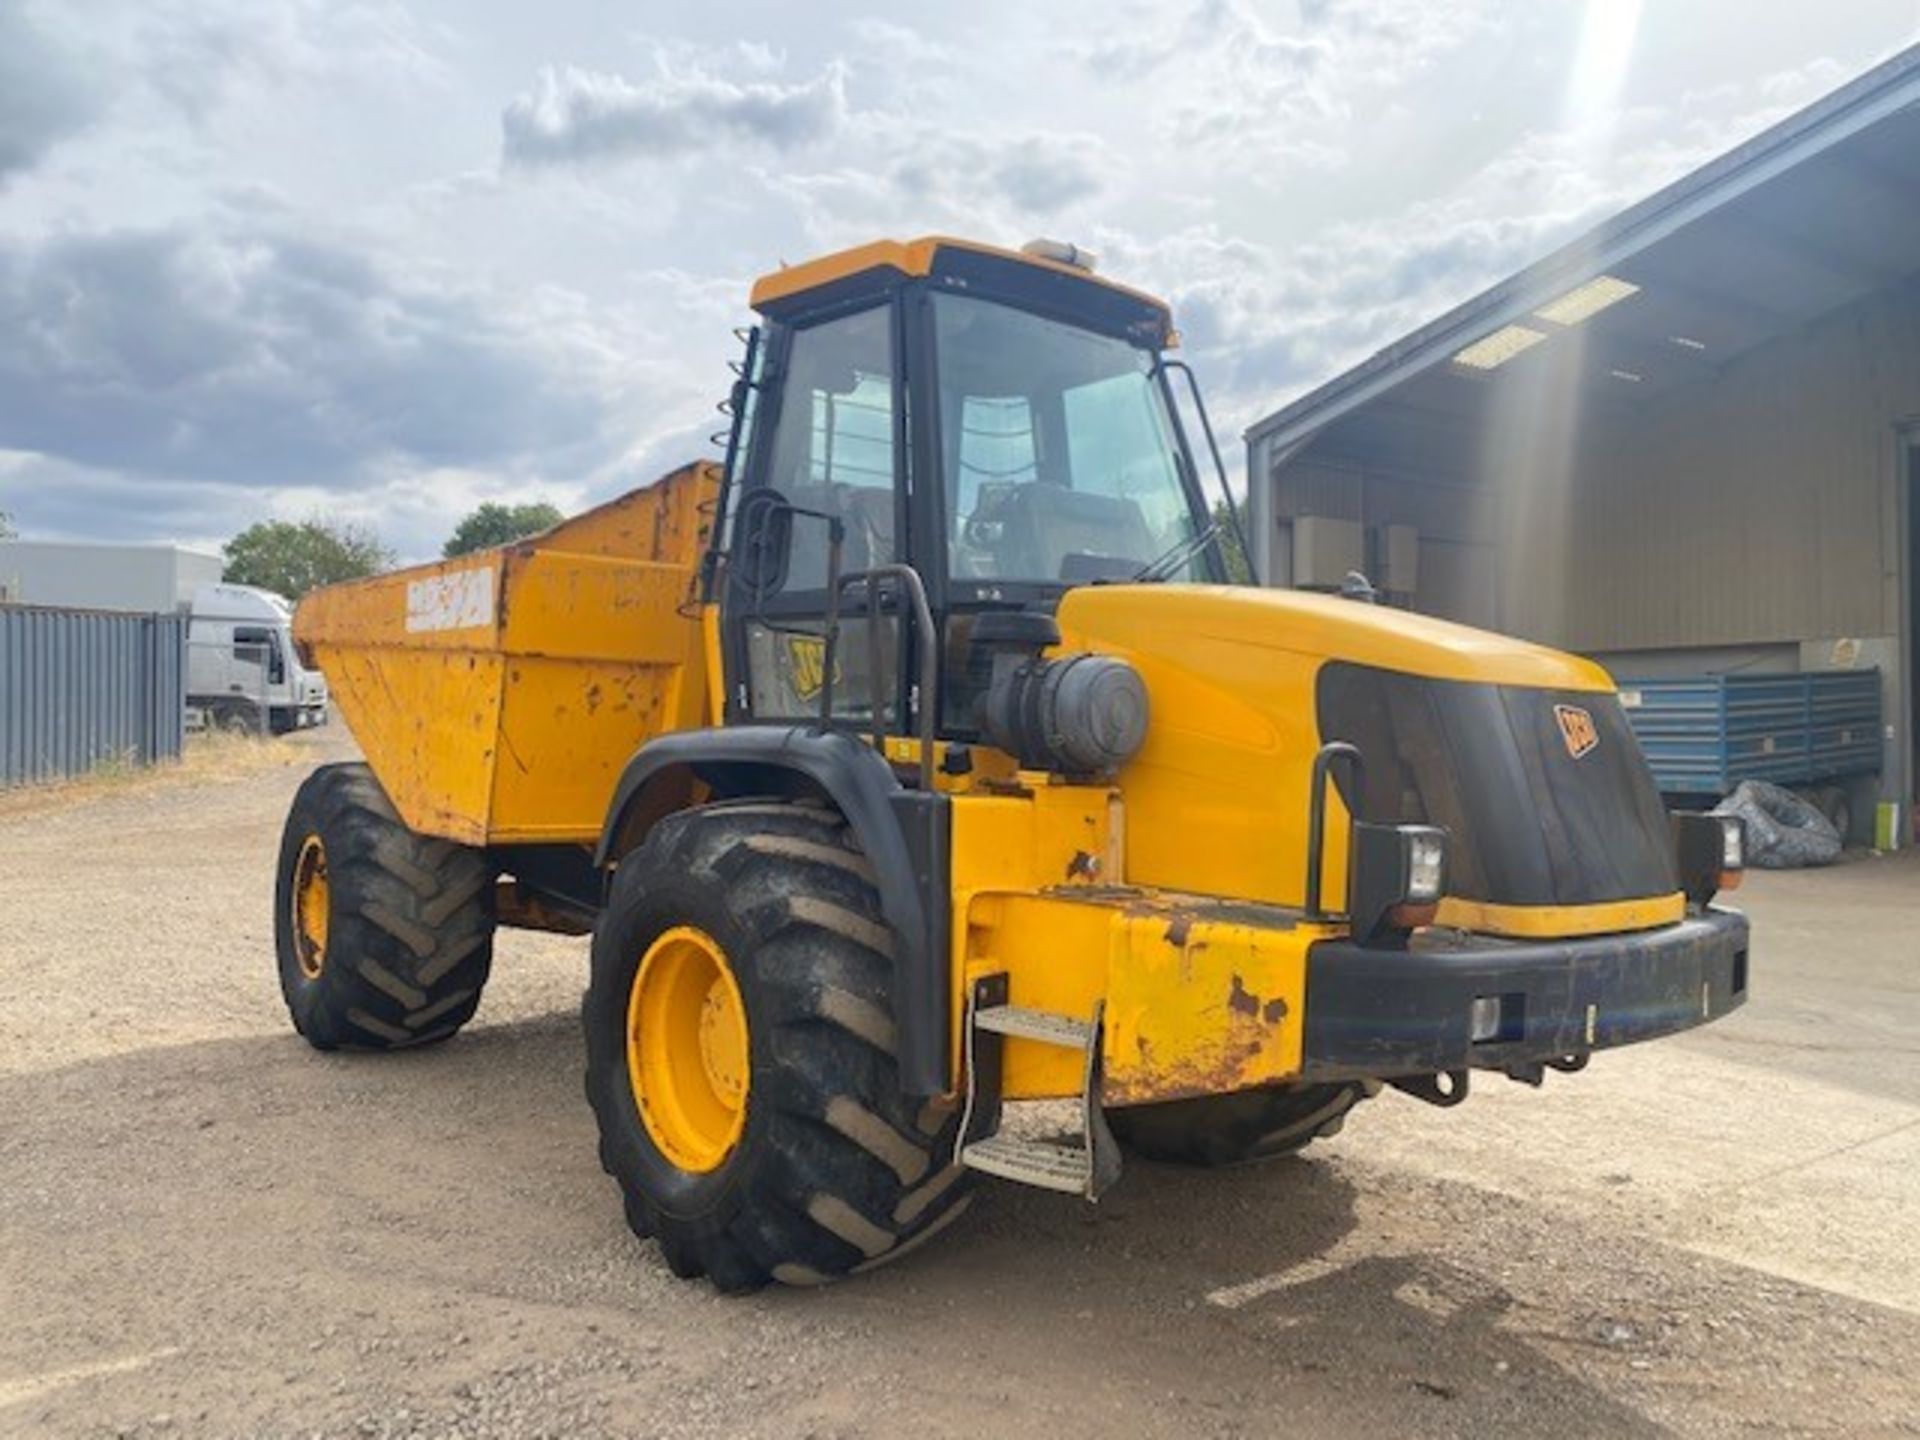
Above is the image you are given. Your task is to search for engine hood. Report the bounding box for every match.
[1051,584,1640,920]
[1057,584,1611,694]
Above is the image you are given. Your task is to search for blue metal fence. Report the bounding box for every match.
[0,606,187,787]
[1617,669,1881,796]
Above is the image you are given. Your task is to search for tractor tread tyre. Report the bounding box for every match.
[274,762,494,1051]
[1107,1081,1370,1167]
[585,799,972,1294]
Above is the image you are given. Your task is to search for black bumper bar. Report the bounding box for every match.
[1301,908,1749,1079]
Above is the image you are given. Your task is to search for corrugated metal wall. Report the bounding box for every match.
[1510,282,1918,652]
[1273,281,1916,653]
[0,607,187,786]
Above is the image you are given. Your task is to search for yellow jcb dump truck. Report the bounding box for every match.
[278,236,1750,1291]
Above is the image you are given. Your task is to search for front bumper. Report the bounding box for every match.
[1300,907,1748,1079]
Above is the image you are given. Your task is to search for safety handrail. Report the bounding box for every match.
[1305,741,1365,920]
[827,563,939,792]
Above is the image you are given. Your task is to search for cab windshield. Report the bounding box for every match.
[933,293,1202,587]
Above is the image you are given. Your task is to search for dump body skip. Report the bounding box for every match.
[292,463,718,846]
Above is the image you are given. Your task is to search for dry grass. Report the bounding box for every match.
[0,728,315,821]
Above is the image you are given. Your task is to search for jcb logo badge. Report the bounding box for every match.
[785,634,839,703]
[1555,704,1599,760]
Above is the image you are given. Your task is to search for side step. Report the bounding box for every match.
[954,974,1122,1200]
[960,1133,1092,1193]
[973,1004,1094,1048]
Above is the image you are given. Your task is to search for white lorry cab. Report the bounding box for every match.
[188,583,330,734]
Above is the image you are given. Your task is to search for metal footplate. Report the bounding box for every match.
[955,974,1123,1199]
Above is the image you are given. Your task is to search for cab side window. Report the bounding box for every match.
[232,626,285,683]
[738,304,900,725]
[759,305,896,591]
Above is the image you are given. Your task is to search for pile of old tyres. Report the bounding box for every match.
[1711,779,1841,868]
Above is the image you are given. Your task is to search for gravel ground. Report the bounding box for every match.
[2,729,1917,1438]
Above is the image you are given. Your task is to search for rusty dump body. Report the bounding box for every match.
[292,463,718,847]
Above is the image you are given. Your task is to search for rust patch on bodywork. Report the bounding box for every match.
[992,885,1325,1108]
[1101,928,1311,1106]
[1103,1022,1276,1106]
[1228,973,1260,1017]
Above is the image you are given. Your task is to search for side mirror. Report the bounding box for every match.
[731,489,794,604]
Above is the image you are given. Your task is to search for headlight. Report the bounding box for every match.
[1406,830,1447,903]
[1671,812,1742,906]
[1349,822,1450,945]
[1720,816,1744,872]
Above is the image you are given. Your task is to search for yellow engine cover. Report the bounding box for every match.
[1054,582,1615,921]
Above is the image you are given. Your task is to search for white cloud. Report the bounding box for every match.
[501,57,849,168]
[1091,51,1886,452]
[1,0,1913,556]
[846,18,951,70]
[1069,0,1501,165]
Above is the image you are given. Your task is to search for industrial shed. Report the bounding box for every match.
[1246,44,1920,845]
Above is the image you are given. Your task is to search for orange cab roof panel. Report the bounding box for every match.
[747,235,1174,343]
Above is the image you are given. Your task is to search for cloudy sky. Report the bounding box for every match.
[2,0,1915,561]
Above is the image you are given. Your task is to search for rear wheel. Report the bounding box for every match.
[274,762,495,1050]
[215,700,264,735]
[1107,1081,1371,1167]
[585,800,972,1292]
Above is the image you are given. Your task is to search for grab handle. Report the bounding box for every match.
[1305,741,1364,920]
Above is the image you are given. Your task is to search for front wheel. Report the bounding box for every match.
[584,800,972,1292]
[1106,1081,1372,1167]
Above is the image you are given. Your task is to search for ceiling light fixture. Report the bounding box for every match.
[1534,274,1640,326]
[1452,324,1547,370]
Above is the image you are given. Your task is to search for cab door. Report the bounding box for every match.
[722,300,909,732]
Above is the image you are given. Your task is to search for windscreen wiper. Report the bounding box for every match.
[1127,519,1223,584]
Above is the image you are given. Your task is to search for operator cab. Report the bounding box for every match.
[712,236,1240,743]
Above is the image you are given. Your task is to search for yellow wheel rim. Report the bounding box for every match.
[626,925,750,1173]
[291,834,330,981]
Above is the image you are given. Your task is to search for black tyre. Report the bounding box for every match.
[585,799,972,1293]
[216,700,265,735]
[274,762,495,1050]
[1107,1081,1371,1167]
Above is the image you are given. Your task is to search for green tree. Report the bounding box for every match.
[223,518,393,599]
[443,501,563,557]
[0,509,15,539]
[1211,501,1252,584]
